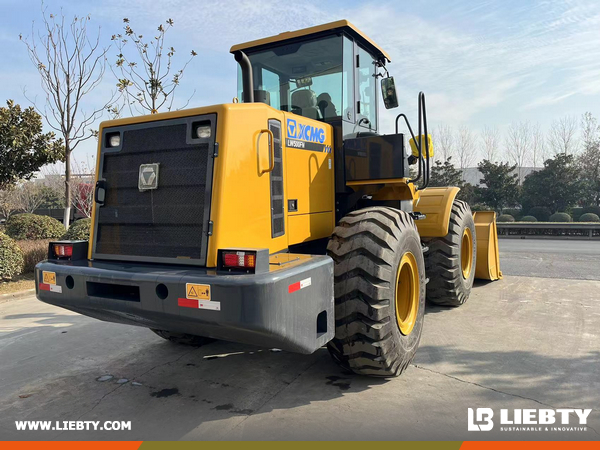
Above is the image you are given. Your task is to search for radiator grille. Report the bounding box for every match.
[269,119,285,237]
[94,116,215,264]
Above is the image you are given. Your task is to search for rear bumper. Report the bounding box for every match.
[35,255,334,354]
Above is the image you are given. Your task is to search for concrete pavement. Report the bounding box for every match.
[1,275,598,440]
[499,239,600,280]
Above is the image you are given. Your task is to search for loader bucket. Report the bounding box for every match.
[473,211,503,281]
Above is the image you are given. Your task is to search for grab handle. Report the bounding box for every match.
[257,129,275,174]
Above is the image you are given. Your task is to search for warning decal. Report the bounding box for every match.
[185,283,210,301]
[178,298,220,311]
[43,271,56,285]
[39,283,62,293]
[288,277,312,294]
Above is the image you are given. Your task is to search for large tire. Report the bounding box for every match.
[326,207,426,377]
[151,329,215,346]
[423,200,476,307]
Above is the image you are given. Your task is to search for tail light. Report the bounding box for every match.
[222,251,256,269]
[217,248,268,274]
[48,240,89,261]
[53,244,73,258]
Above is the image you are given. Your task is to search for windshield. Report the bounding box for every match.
[238,35,344,121]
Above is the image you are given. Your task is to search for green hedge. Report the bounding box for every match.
[582,206,600,217]
[549,212,572,222]
[518,215,537,222]
[502,208,522,220]
[497,214,515,223]
[579,213,600,223]
[571,207,584,221]
[0,233,24,280]
[6,214,65,240]
[527,206,552,222]
[61,218,91,241]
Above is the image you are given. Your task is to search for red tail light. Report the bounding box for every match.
[222,251,256,269]
[53,244,73,258]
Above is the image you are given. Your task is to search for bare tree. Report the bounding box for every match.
[112,18,197,115]
[581,111,600,148]
[70,157,95,217]
[548,115,578,156]
[455,125,477,179]
[531,123,545,169]
[578,112,600,206]
[505,121,531,184]
[481,126,500,162]
[434,124,454,162]
[14,181,47,213]
[0,187,20,220]
[21,7,110,229]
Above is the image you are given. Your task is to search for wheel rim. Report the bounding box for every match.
[461,227,473,279]
[395,252,419,336]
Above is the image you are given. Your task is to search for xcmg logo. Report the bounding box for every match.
[287,118,325,144]
[468,408,592,432]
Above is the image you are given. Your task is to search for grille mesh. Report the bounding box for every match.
[95,121,212,261]
[269,119,285,237]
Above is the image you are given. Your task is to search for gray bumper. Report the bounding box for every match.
[35,256,334,354]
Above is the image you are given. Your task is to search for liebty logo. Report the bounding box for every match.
[468,408,494,431]
[468,407,592,432]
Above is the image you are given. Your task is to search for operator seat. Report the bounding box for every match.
[317,93,337,119]
[291,89,320,120]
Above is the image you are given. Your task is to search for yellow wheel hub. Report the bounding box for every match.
[395,252,419,336]
[461,227,473,279]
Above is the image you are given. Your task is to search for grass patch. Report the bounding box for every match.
[0,273,35,296]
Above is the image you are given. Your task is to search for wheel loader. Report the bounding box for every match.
[35,20,502,377]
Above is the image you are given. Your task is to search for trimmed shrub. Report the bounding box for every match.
[579,213,600,223]
[6,214,64,240]
[16,239,51,273]
[497,214,515,222]
[549,212,572,222]
[527,206,551,222]
[0,233,24,280]
[582,206,600,217]
[61,218,91,241]
[518,216,538,222]
[571,207,584,221]
[503,208,522,220]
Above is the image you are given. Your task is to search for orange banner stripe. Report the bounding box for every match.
[462,442,599,450]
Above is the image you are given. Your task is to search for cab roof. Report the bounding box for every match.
[229,19,391,63]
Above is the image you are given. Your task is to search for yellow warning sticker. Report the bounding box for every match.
[43,271,56,285]
[186,283,211,300]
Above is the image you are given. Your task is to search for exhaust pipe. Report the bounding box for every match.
[234,50,254,103]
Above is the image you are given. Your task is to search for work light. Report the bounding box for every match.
[107,133,121,147]
[195,124,211,139]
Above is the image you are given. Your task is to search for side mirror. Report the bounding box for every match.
[381,77,399,109]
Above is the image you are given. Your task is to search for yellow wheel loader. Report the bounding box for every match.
[35,20,501,377]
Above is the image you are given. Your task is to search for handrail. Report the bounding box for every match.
[257,129,275,174]
[394,92,430,190]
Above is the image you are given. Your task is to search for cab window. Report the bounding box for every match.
[239,36,343,122]
[356,45,377,130]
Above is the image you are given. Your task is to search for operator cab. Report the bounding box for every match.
[231,20,391,135]
[231,21,431,217]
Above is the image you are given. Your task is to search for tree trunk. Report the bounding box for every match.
[63,146,72,230]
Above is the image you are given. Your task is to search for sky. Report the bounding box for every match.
[1,0,600,166]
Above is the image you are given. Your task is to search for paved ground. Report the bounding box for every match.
[499,239,600,280]
[1,269,599,440]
